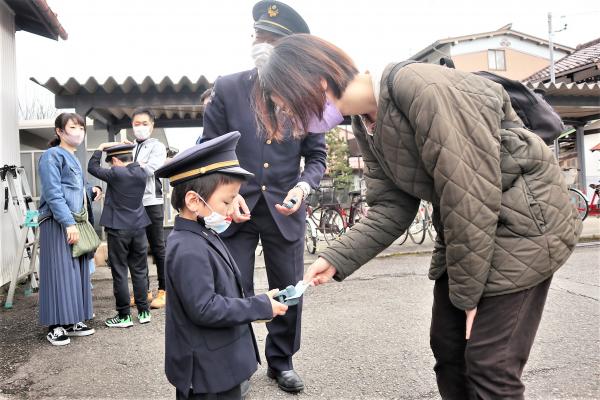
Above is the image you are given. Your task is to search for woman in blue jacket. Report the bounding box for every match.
[38,113,101,346]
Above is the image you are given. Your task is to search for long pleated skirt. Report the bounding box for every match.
[38,218,93,326]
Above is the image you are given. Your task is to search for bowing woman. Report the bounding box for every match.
[252,34,581,399]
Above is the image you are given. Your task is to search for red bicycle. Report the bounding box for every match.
[569,182,600,221]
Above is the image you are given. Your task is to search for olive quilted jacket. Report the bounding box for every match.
[320,63,582,310]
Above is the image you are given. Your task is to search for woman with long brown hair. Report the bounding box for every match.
[253,34,581,399]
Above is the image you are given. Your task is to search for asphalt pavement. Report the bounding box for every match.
[1,236,598,399]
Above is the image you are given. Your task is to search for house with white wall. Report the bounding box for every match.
[411,23,573,81]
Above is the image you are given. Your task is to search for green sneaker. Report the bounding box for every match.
[138,310,151,324]
[105,314,133,328]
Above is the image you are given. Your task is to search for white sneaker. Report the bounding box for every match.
[47,327,70,346]
[65,322,95,337]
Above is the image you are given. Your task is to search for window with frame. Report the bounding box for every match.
[488,50,506,70]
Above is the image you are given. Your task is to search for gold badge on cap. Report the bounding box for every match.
[268,4,279,17]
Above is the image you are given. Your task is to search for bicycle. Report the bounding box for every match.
[346,190,369,227]
[305,189,346,246]
[320,185,348,244]
[408,201,436,244]
[398,201,436,246]
[568,182,600,221]
[305,215,317,254]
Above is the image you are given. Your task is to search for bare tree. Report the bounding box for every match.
[18,98,59,120]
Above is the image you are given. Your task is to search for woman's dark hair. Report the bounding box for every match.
[253,34,358,141]
[131,107,155,122]
[49,112,86,147]
[105,153,133,164]
[171,172,246,212]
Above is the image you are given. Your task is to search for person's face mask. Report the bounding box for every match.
[193,193,232,234]
[133,125,152,141]
[60,127,85,147]
[251,42,274,69]
[306,99,344,133]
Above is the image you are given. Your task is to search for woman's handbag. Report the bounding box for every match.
[71,191,101,258]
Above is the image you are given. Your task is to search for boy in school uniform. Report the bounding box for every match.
[88,143,152,327]
[155,131,288,400]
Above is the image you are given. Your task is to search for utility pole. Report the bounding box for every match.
[548,12,567,162]
[548,12,556,84]
[548,12,560,160]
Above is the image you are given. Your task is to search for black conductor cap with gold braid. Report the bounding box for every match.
[104,143,135,163]
[155,131,254,186]
[252,1,310,37]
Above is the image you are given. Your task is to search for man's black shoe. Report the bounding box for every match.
[267,367,304,393]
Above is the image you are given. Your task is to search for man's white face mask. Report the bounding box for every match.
[133,125,152,141]
[251,42,274,69]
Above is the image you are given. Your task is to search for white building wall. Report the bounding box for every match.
[451,35,570,59]
[0,1,19,287]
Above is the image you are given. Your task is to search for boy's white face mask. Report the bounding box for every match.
[193,193,232,234]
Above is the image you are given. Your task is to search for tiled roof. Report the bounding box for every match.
[525,38,600,83]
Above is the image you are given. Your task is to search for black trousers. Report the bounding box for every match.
[430,272,552,400]
[106,228,149,315]
[222,197,304,372]
[144,204,166,290]
[175,385,241,400]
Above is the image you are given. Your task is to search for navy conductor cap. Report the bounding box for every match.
[252,1,310,36]
[155,131,254,186]
[105,143,135,161]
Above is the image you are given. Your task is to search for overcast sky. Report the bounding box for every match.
[15,0,599,149]
[17,0,600,82]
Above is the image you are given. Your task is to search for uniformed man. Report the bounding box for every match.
[199,1,327,393]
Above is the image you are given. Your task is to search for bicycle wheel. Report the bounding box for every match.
[351,202,368,225]
[424,202,437,241]
[409,219,426,244]
[427,224,438,241]
[305,220,317,254]
[568,188,588,220]
[322,208,346,245]
[397,229,409,245]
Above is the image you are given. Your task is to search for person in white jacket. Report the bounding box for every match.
[131,107,167,309]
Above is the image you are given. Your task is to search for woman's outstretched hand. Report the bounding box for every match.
[304,257,336,286]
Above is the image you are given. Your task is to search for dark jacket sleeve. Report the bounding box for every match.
[172,245,273,328]
[299,134,327,189]
[319,124,420,281]
[200,78,228,143]
[87,150,114,182]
